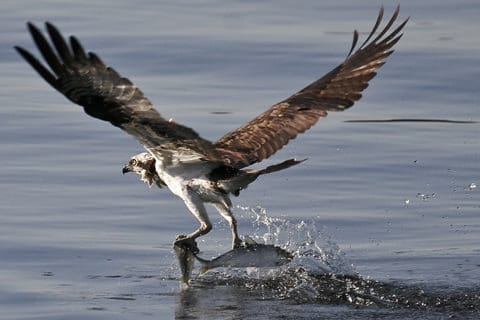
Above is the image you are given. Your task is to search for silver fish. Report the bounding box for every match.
[173,235,199,285]
[194,243,293,274]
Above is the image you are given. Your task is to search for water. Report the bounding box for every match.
[1,1,479,319]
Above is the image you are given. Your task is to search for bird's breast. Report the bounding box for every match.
[154,161,221,200]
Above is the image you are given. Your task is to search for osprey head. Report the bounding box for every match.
[122,152,158,187]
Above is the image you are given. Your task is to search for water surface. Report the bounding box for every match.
[1,1,479,319]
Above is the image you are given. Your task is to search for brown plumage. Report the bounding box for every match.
[214,6,408,168]
[15,7,407,251]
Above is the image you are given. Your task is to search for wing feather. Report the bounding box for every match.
[15,22,219,163]
[214,6,408,168]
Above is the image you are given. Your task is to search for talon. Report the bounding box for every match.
[243,235,258,248]
[235,236,259,249]
[232,238,243,249]
[174,235,199,254]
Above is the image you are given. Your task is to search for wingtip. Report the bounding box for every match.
[13,45,30,59]
[44,21,61,36]
[26,21,60,37]
[44,21,55,33]
[26,21,40,32]
[401,16,411,27]
[379,5,385,16]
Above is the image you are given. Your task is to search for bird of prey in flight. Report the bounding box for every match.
[15,7,407,251]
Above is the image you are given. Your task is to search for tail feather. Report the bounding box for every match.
[256,158,306,175]
[220,158,306,196]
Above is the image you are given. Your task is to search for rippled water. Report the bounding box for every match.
[1,1,479,319]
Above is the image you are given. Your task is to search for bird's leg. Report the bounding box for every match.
[175,188,212,253]
[212,203,242,249]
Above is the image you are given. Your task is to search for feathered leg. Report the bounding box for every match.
[175,189,212,252]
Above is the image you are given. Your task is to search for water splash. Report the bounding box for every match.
[235,205,355,275]
[195,205,359,301]
[192,206,480,315]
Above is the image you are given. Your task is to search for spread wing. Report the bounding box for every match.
[214,6,408,168]
[15,22,220,164]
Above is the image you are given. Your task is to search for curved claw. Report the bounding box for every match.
[174,234,200,254]
[233,238,243,249]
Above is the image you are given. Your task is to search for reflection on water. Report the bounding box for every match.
[178,273,480,319]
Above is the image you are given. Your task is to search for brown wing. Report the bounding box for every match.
[15,22,219,164]
[214,6,408,168]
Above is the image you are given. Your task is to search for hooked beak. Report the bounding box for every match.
[122,165,131,175]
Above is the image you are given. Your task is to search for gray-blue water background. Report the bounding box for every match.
[1,1,479,319]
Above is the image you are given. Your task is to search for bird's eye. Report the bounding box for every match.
[129,159,138,166]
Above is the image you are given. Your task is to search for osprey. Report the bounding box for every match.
[16,7,407,251]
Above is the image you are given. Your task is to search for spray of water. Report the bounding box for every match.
[235,205,355,275]
[194,206,480,314]
[194,205,363,301]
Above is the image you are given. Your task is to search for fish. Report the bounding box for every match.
[194,243,293,274]
[173,235,199,285]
